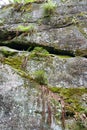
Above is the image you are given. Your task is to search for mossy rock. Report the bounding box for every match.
[49,87,87,117]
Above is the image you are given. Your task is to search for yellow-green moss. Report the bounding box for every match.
[2,56,33,81]
[4,56,23,69]
[57,55,72,59]
[16,24,36,35]
[2,55,47,84]
[43,0,57,17]
[49,87,87,115]
[29,47,50,60]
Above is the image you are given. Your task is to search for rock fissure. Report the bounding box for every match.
[0,43,75,57]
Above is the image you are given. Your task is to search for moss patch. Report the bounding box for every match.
[43,0,57,17]
[33,70,48,85]
[1,52,50,84]
[16,24,36,35]
[1,55,34,82]
[49,87,87,117]
[29,47,50,60]
[57,55,72,59]
[4,56,23,69]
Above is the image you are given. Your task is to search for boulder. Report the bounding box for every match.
[26,53,87,88]
[0,0,87,56]
[0,63,44,130]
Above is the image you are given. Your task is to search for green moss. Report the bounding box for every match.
[33,70,48,85]
[9,0,36,4]
[2,56,48,84]
[16,24,36,35]
[43,0,57,17]
[29,47,49,59]
[2,56,36,82]
[57,55,72,59]
[49,87,87,116]
[32,47,49,54]
[1,48,50,84]
[4,56,23,69]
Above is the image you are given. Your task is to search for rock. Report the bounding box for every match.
[0,63,44,129]
[0,62,64,130]
[0,46,29,57]
[1,48,87,88]
[26,54,87,88]
[0,1,87,129]
[0,1,87,56]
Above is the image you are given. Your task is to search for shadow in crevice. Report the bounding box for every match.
[0,42,75,57]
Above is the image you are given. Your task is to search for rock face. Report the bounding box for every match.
[0,55,87,130]
[0,0,87,56]
[0,0,87,88]
[0,0,87,129]
[0,61,87,130]
[27,55,87,88]
[0,63,53,130]
[1,62,70,130]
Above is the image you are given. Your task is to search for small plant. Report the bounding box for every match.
[16,24,36,34]
[43,0,57,16]
[34,70,48,85]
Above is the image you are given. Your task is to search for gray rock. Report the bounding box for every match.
[27,55,87,88]
[0,63,48,130]
[0,1,87,56]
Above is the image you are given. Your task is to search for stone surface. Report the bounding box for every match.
[0,1,87,129]
[27,54,87,88]
[0,61,87,130]
[0,0,87,56]
[0,62,66,130]
[0,63,50,130]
